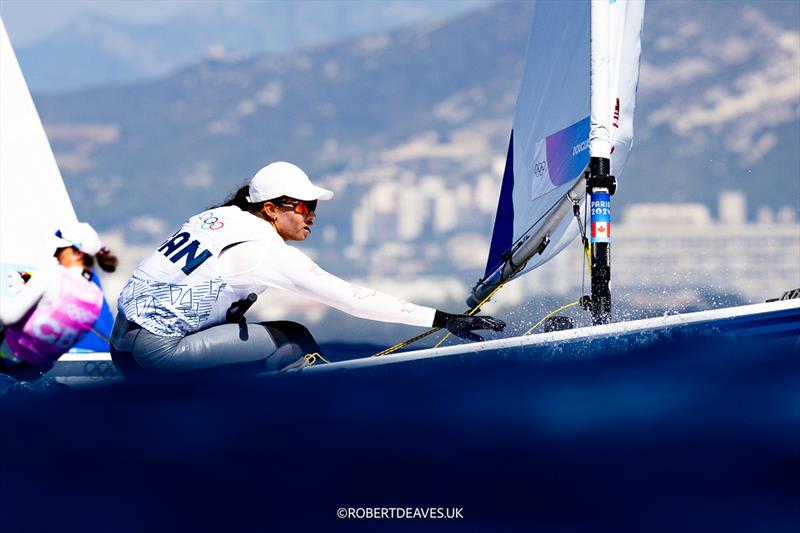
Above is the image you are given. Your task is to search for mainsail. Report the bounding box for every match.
[0,19,113,351]
[471,0,645,307]
[0,19,77,270]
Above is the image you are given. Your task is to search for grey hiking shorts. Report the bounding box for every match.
[109,314,289,376]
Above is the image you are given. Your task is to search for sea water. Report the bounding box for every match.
[1,335,798,532]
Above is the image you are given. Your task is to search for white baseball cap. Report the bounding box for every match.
[51,222,103,255]
[247,162,334,203]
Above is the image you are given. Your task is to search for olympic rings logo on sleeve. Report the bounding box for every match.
[199,212,224,230]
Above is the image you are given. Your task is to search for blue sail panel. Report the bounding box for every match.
[485,132,516,277]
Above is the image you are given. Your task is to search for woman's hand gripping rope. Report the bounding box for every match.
[371,310,506,358]
[374,259,525,357]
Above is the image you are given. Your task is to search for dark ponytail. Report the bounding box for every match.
[54,245,117,280]
[79,251,95,270]
[215,185,251,211]
[95,249,118,273]
[213,184,268,215]
[75,248,117,275]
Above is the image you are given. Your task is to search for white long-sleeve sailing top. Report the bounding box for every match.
[118,207,436,336]
[218,224,436,328]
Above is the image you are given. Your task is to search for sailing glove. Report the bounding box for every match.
[433,310,506,342]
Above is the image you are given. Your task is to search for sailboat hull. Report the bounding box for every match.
[44,299,799,384]
[292,299,800,375]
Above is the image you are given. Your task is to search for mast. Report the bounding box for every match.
[588,0,614,324]
[587,157,614,324]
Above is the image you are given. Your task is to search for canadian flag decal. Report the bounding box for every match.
[592,222,610,239]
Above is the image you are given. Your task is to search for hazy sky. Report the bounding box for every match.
[0,0,487,46]
[0,0,192,45]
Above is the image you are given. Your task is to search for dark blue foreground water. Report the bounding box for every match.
[1,334,798,532]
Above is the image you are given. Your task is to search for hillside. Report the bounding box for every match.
[32,0,799,273]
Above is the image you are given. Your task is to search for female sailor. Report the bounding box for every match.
[110,162,504,377]
[0,222,118,381]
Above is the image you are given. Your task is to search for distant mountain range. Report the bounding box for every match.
[30,0,800,263]
[13,0,486,92]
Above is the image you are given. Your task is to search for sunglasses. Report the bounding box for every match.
[278,198,317,216]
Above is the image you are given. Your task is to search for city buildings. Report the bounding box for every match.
[519,191,799,305]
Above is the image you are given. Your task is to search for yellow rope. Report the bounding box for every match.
[371,202,593,355]
[523,301,580,336]
[431,273,515,349]
[303,352,331,366]
[432,331,452,349]
[372,327,443,357]
[434,233,590,348]
[434,299,582,348]
[372,201,591,355]
[292,261,582,366]
[584,241,592,273]
[375,260,530,357]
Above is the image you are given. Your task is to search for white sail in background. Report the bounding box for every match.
[1,18,115,352]
[482,0,644,284]
[0,18,77,295]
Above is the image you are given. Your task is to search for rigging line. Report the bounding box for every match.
[585,193,591,273]
[379,191,588,356]
[432,331,451,349]
[375,182,585,356]
[431,258,531,350]
[302,352,331,366]
[372,327,443,357]
[378,258,532,356]
[581,192,590,294]
[571,195,591,296]
[482,191,565,282]
[572,198,590,274]
[523,301,580,336]
[514,195,561,248]
[436,297,582,349]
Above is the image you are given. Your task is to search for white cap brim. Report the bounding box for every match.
[247,161,335,203]
[290,184,334,202]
